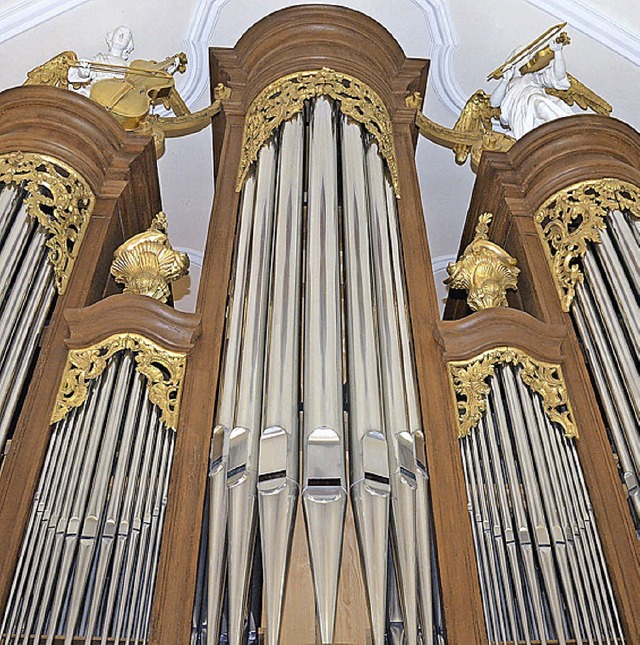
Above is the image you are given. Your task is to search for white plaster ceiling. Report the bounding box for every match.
[0,0,638,311]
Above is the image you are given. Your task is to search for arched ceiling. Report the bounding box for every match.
[1,0,637,310]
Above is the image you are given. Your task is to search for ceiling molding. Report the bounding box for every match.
[178,0,467,114]
[526,0,640,67]
[431,253,456,274]
[0,0,91,44]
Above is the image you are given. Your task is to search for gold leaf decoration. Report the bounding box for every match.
[0,152,94,294]
[535,178,640,311]
[51,333,186,430]
[24,51,82,88]
[110,212,190,302]
[445,212,519,311]
[449,347,577,439]
[237,68,400,196]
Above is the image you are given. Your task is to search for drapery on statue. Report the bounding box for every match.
[25,26,231,157]
[409,22,612,170]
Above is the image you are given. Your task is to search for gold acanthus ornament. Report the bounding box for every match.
[110,212,190,303]
[237,68,400,196]
[51,333,186,430]
[535,178,640,311]
[0,151,94,294]
[445,212,519,311]
[449,347,578,439]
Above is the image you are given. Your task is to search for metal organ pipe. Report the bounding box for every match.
[0,352,177,644]
[570,211,640,530]
[459,364,625,644]
[0,186,57,464]
[197,98,441,644]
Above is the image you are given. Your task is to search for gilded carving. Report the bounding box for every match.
[534,178,640,311]
[237,68,400,195]
[445,212,519,311]
[449,347,577,439]
[110,212,190,302]
[51,333,186,430]
[0,152,94,294]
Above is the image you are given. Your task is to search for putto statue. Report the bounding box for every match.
[67,25,137,97]
[24,27,231,157]
[408,22,612,170]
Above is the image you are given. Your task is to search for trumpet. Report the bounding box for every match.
[487,22,570,81]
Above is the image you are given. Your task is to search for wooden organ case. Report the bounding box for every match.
[0,6,637,645]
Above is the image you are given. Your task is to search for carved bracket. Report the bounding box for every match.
[0,151,94,294]
[445,212,519,311]
[237,68,400,195]
[448,347,577,439]
[51,332,186,430]
[534,178,640,311]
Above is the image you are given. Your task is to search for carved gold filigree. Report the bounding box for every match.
[445,212,519,311]
[449,347,577,439]
[110,212,190,302]
[407,91,515,172]
[0,152,94,294]
[51,333,186,430]
[534,178,640,311]
[237,68,400,195]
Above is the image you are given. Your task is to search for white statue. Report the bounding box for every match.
[489,37,574,139]
[68,26,135,96]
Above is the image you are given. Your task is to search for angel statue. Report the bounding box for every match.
[23,29,232,157]
[489,33,574,139]
[408,23,611,170]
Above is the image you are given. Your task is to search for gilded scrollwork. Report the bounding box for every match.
[237,68,400,195]
[534,178,640,311]
[449,347,577,439]
[445,212,519,311]
[0,151,94,295]
[110,212,190,302]
[51,333,186,430]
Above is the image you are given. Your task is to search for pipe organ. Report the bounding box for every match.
[0,6,638,645]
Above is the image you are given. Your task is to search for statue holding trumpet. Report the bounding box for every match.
[408,22,612,169]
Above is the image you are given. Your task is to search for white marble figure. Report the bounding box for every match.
[68,25,135,96]
[490,38,574,139]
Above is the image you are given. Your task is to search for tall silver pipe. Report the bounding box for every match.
[137,425,176,643]
[575,284,640,476]
[489,381,548,641]
[483,396,533,643]
[207,172,258,645]
[500,368,569,644]
[83,371,146,641]
[0,204,33,303]
[100,395,153,642]
[474,421,521,643]
[257,114,304,645]
[63,356,135,642]
[226,137,277,645]
[581,256,639,418]
[594,231,640,350]
[0,185,22,244]
[302,98,347,645]
[0,270,55,451]
[341,118,391,645]
[113,405,162,644]
[607,212,640,294]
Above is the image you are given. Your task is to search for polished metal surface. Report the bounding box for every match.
[302,98,347,645]
[460,363,627,644]
[258,114,304,645]
[341,117,390,645]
